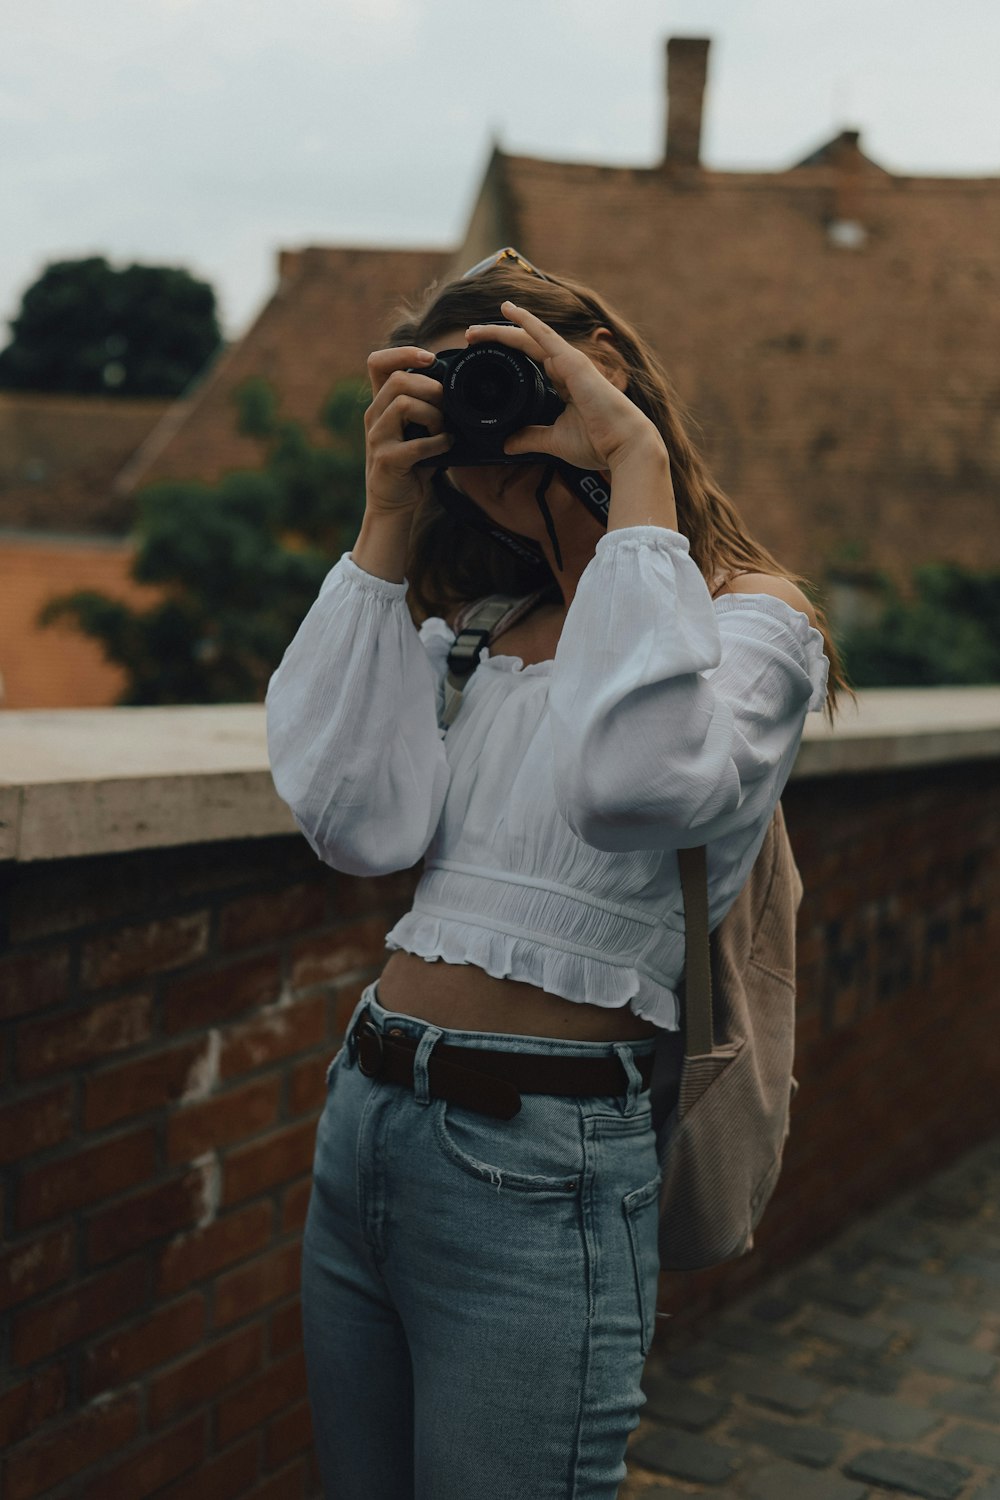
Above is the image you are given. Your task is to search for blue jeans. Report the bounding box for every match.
[301,981,663,1500]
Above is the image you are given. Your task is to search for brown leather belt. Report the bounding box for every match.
[346,1005,657,1120]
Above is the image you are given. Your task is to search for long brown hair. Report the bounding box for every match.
[388,264,848,716]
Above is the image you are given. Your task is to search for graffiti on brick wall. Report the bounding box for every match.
[814,847,989,1032]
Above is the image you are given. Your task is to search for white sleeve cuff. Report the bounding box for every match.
[337,550,410,602]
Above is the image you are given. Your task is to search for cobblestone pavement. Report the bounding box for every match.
[623,1135,1000,1500]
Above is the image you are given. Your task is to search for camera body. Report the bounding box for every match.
[404,332,564,467]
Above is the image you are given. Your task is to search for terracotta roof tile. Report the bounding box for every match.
[110,149,1000,583]
[0,394,170,533]
[487,150,1000,579]
[115,246,450,496]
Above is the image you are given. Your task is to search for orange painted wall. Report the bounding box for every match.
[0,535,166,709]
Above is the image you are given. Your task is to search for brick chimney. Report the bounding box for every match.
[277,249,302,291]
[664,37,711,168]
[828,130,869,249]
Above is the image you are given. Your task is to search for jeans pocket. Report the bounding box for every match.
[432,1096,581,1196]
[623,1170,662,1358]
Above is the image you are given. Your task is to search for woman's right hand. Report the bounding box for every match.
[363,346,452,517]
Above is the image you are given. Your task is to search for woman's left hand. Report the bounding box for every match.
[465,299,666,475]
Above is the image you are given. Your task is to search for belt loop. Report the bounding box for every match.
[613,1043,644,1116]
[412,1025,444,1106]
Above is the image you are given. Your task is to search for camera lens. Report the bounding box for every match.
[448,346,536,433]
[463,362,516,416]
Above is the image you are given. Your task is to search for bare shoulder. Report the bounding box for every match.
[715,572,818,628]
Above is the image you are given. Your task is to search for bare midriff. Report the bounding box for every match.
[374,601,661,1043]
[376,951,660,1040]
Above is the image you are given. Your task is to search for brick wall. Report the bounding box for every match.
[1,756,998,1496]
[0,837,416,1499]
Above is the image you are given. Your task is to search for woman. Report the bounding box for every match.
[265,251,843,1500]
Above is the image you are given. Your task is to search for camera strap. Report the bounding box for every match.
[432,461,612,580]
[533,465,562,570]
[558,461,611,527]
[434,476,549,577]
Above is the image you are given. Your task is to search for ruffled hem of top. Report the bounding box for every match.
[419,612,554,677]
[713,592,830,711]
[417,533,829,705]
[476,651,553,677]
[417,614,454,673]
[419,615,454,645]
[383,911,681,1031]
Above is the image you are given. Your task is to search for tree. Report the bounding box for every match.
[839,563,1000,686]
[36,377,369,703]
[0,256,222,397]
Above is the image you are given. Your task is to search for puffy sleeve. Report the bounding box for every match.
[265,551,451,876]
[547,525,829,853]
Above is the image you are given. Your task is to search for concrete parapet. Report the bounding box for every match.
[1,687,998,863]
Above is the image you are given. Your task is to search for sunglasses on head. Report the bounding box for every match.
[460,246,551,283]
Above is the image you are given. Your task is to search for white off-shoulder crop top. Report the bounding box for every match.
[265,524,829,1030]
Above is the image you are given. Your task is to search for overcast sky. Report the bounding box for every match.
[3,0,998,342]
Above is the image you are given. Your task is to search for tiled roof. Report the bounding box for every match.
[0,393,170,534]
[789,127,890,171]
[110,142,1000,584]
[471,147,1000,579]
[114,246,450,496]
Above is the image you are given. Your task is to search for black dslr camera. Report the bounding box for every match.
[404,328,564,466]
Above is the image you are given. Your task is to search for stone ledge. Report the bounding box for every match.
[794,686,1000,777]
[0,688,997,863]
[0,705,295,862]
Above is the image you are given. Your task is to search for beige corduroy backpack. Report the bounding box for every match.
[658,816,802,1271]
[443,593,803,1275]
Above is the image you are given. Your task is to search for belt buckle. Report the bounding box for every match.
[355,1018,386,1078]
[346,1003,371,1068]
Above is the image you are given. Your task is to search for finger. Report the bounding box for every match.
[495,299,575,360]
[369,394,446,443]
[387,430,452,470]
[464,320,546,364]
[367,345,437,397]
[503,425,560,458]
[469,305,592,404]
[365,370,443,427]
[463,321,576,406]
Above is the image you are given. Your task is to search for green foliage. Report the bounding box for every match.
[234,375,279,438]
[0,256,222,396]
[36,377,370,704]
[839,563,1000,686]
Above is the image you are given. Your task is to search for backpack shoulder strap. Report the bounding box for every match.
[441,588,548,729]
[677,845,713,1056]
[676,802,801,1059]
